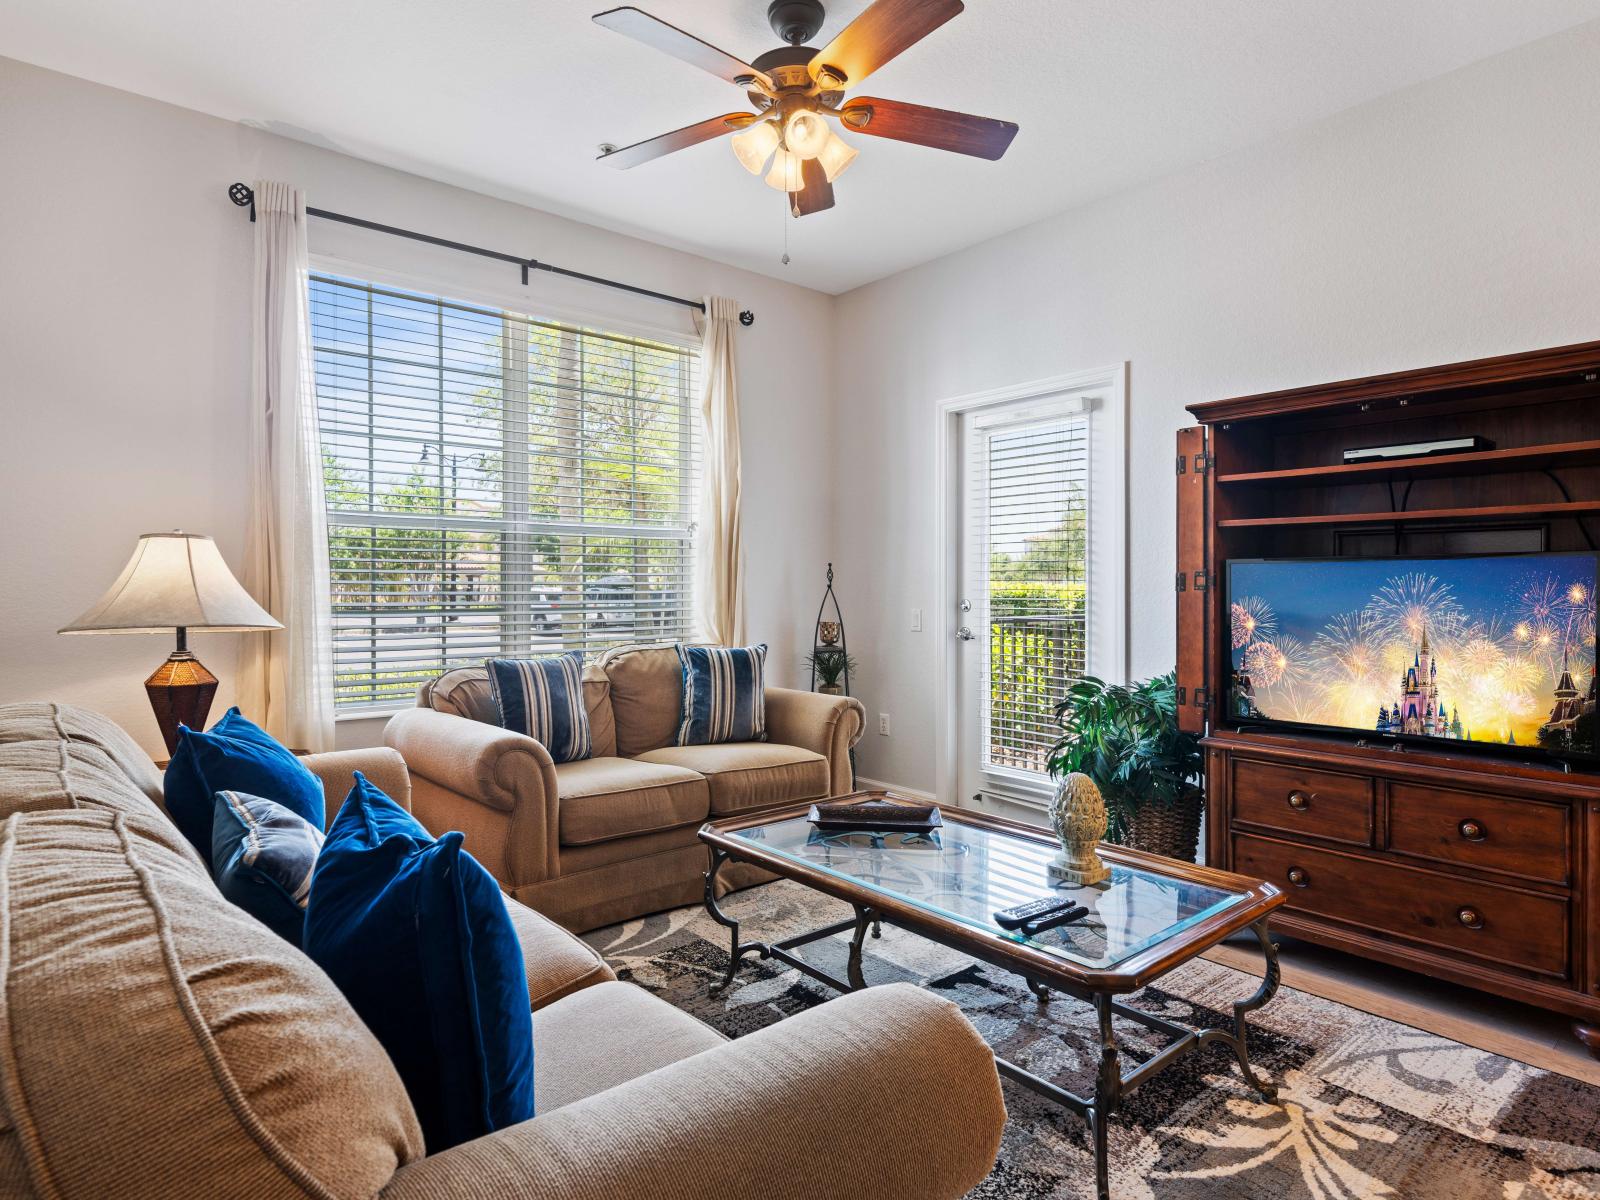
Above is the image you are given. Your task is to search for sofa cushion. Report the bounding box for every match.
[0,700,169,817]
[531,981,725,1112]
[596,641,685,757]
[0,807,421,1197]
[305,773,535,1153]
[555,757,709,846]
[487,651,592,763]
[164,708,325,866]
[676,643,768,746]
[425,664,617,759]
[501,893,617,1009]
[636,742,829,815]
[210,789,324,943]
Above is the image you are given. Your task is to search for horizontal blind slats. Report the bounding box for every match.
[313,273,702,709]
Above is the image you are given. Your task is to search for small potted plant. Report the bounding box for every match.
[1046,671,1204,861]
[803,648,857,696]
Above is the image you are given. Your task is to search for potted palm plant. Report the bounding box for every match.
[1046,671,1204,861]
[803,648,857,696]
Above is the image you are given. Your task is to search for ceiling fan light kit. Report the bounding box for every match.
[592,0,1018,217]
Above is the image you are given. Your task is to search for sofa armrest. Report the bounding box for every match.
[300,747,411,827]
[764,687,865,795]
[384,708,560,887]
[380,982,1004,1200]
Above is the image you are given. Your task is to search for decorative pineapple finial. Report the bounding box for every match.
[1048,772,1111,887]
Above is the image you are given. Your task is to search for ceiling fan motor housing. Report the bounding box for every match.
[768,0,825,46]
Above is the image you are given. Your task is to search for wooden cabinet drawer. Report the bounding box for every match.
[1230,760,1373,846]
[1232,833,1568,979]
[1387,782,1570,885]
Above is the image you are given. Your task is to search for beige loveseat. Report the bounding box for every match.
[0,701,1005,1199]
[386,641,866,931]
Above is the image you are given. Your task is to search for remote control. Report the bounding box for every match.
[994,895,1081,931]
[1017,904,1090,938]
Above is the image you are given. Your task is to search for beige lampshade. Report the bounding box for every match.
[59,531,281,635]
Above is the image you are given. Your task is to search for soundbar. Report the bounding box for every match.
[1342,435,1492,464]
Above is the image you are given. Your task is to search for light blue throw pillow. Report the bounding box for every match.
[210,790,325,944]
[486,651,591,763]
[676,643,768,746]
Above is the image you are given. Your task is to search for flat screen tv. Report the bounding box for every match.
[1226,552,1598,764]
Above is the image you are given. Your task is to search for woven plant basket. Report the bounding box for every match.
[1112,799,1203,863]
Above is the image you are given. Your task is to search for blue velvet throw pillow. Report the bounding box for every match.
[303,772,534,1152]
[211,790,325,944]
[485,651,591,764]
[164,708,325,867]
[676,643,768,746]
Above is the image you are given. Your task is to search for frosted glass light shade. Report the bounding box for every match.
[818,130,859,183]
[60,532,281,634]
[730,121,780,175]
[764,148,804,193]
[784,110,830,159]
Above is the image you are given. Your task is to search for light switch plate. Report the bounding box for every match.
[878,713,891,736]
[910,608,923,632]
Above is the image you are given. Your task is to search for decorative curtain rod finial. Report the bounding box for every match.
[228,181,255,222]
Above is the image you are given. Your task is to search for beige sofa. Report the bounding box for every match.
[386,642,867,931]
[0,701,1005,1199]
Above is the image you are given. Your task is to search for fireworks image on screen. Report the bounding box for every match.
[1229,555,1597,755]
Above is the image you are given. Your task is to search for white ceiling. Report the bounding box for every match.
[6,0,1600,293]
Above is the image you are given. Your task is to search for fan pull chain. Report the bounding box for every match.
[781,190,791,266]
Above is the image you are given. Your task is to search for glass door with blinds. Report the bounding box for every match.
[310,274,700,710]
[956,397,1090,805]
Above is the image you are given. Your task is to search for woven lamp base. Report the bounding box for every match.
[144,651,218,756]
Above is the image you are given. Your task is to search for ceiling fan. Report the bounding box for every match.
[592,0,1019,217]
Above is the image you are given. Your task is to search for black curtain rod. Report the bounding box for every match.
[227,183,753,326]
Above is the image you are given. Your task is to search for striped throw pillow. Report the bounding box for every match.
[486,652,592,764]
[676,644,768,746]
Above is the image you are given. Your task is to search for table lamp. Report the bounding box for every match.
[59,531,282,754]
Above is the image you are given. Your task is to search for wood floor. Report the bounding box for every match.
[1206,929,1600,1085]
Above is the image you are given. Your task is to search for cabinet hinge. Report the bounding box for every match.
[1192,687,1211,709]
[1193,570,1212,592]
[1175,454,1186,475]
[1175,572,1187,593]
[1175,686,1187,706]
[1193,452,1213,473]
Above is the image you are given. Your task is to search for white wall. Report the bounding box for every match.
[0,57,836,756]
[831,21,1600,794]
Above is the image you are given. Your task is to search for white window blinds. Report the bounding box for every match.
[968,407,1090,775]
[311,275,700,709]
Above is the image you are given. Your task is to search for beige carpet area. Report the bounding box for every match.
[585,880,1600,1199]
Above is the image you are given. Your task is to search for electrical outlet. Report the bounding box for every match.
[878,713,891,736]
[910,607,923,632]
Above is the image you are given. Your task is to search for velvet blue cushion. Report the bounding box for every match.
[163,708,324,867]
[210,790,325,943]
[486,651,591,763]
[676,643,768,745]
[303,772,534,1151]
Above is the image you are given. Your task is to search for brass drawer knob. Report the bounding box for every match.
[1457,906,1484,930]
[1287,867,1309,887]
[1287,791,1311,811]
[1458,819,1486,842]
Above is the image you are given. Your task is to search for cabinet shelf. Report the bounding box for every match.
[1215,439,1600,488]
[1216,499,1600,529]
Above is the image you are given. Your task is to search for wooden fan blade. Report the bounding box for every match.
[593,8,773,89]
[808,0,963,88]
[840,97,1017,160]
[599,113,751,169]
[789,157,835,217]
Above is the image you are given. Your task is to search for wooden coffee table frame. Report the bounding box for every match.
[700,800,1285,1200]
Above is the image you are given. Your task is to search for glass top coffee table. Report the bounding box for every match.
[700,796,1285,1200]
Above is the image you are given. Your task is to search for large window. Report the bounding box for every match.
[310,275,700,710]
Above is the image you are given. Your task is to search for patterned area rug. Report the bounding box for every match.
[584,880,1600,1199]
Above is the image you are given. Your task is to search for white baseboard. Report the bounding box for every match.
[854,775,938,804]
[857,774,1051,830]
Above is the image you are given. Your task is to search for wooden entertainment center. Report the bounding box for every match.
[1174,340,1600,1058]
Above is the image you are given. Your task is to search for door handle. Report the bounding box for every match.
[956,626,976,641]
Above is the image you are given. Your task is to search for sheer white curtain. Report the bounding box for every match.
[235,181,335,750]
[694,296,746,646]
